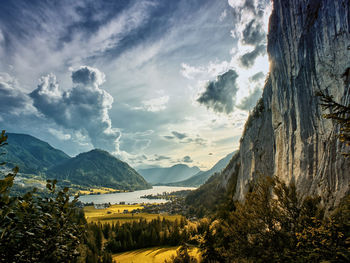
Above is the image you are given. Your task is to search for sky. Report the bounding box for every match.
[0,0,271,170]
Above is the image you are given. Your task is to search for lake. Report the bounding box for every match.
[78,186,196,204]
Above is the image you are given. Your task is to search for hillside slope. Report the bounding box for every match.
[167,152,235,187]
[48,149,151,190]
[1,133,70,173]
[138,164,200,184]
[190,0,350,209]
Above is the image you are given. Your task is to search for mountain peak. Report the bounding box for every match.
[48,148,150,190]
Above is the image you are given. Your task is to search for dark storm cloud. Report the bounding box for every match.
[71,66,105,86]
[197,69,239,114]
[171,131,187,140]
[239,44,266,68]
[249,71,265,82]
[236,87,262,111]
[164,135,175,140]
[30,66,120,152]
[242,19,265,46]
[243,0,256,12]
[0,73,31,112]
[181,156,193,163]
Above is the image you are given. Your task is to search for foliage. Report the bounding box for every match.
[164,243,198,263]
[317,90,350,157]
[104,216,193,253]
[0,130,112,263]
[200,176,350,263]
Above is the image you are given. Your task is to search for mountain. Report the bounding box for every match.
[167,152,235,187]
[138,164,201,184]
[188,0,350,210]
[1,133,70,173]
[47,149,151,190]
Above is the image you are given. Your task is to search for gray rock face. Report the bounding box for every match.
[233,0,350,207]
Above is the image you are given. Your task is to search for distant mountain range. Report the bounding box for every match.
[165,152,236,187]
[138,164,201,184]
[1,133,151,190]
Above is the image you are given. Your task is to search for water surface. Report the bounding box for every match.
[78,186,196,204]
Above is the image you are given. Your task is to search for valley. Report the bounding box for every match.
[0,0,349,262]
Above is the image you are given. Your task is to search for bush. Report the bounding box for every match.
[0,130,86,263]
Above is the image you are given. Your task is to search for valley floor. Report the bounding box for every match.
[84,204,183,224]
[112,246,200,263]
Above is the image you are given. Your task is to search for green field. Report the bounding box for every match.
[112,246,200,263]
[84,204,183,224]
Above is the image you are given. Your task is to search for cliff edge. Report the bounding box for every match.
[225,0,349,207]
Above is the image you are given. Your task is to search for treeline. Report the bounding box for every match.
[97,217,194,253]
[141,190,192,200]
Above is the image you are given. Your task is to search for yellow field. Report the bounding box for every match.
[84,204,183,224]
[112,246,201,263]
[78,187,123,195]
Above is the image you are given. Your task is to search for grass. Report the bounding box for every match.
[78,187,124,195]
[84,204,183,224]
[112,246,201,263]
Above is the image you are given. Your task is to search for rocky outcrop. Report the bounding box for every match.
[232,0,350,207]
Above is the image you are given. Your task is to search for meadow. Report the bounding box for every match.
[112,246,201,263]
[83,204,183,224]
[78,187,123,195]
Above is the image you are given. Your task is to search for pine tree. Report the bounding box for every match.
[317,91,350,157]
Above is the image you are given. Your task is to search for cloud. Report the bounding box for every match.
[249,71,265,82]
[164,131,207,146]
[171,131,187,140]
[229,0,270,69]
[48,128,71,141]
[71,66,106,86]
[197,69,239,114]
[30,66,120,152]
[153,155,171,161]
[181,156,193,163]
[239,44,266,68]
[185,136,207,146]
[133,96,169,112]
[242,19,265,46]
[236,87,262,111]
[119,130,153,154]
[0,73,32,113]
[219,9,227,22]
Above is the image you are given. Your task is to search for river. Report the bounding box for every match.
[78,186,196,204]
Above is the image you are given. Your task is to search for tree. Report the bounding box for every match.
[200,175,350,262]
[165,243,198,263]
[317,91,350,157]
[0,130,86,263]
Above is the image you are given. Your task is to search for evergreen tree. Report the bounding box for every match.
[318,91,350,157]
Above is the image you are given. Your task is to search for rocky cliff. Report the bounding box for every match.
[224,0,350,207]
